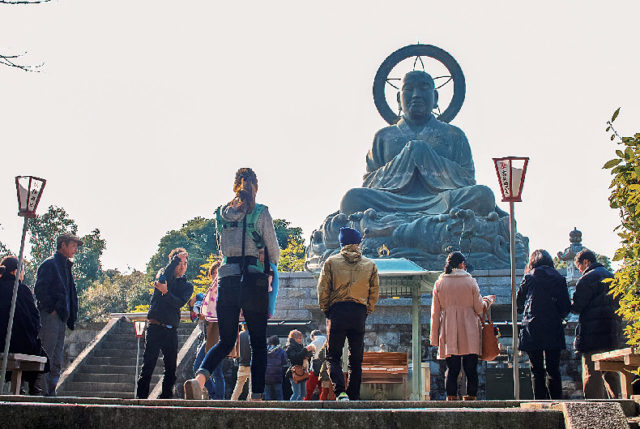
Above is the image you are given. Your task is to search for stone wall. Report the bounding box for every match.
[63,322,106,370]
[274,270,584,400]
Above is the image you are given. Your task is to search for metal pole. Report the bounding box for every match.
[509,201,520,400]
[134,336,141,398]
[1,217,29,394]
[410,284,422,400]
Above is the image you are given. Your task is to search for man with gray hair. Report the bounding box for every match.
[34,232,83,396]
[572,249,621,399]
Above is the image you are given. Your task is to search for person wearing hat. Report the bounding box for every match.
[34,232,83,396]
[317,227,379,401]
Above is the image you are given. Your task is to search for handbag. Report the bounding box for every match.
[291,364,310,384]
[480,307,500,361]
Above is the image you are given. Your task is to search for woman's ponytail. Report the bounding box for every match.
[444,251,466,274]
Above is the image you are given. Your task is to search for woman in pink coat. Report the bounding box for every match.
[430,252,494,400]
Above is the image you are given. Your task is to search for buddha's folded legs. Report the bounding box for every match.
[340,184,495,217]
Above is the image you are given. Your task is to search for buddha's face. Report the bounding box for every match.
[399,71,437,121]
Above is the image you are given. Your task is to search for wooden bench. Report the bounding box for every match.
[1,353,47,395]
[592,347,640,399]
[361,352,408,398]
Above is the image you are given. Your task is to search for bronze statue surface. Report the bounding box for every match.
[306,48,528,272]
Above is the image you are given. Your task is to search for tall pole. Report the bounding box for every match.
[410,284,422,400]
[0,217,29,394]
[509,201,520,400]
[134,336,141,398]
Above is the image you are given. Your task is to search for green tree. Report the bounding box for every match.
[602,107,640,350]
[73,228,107,294]
[28,205,78,264]
[146,217,218,281]
[192,254,217,296]
[278,237,306,272]
[273,219,303,249]
[27,206,106,292]
[78,270,149,322]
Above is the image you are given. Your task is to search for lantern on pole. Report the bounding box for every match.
[133,320,146,398]
[492,157,528,400]
[1,176,46,393]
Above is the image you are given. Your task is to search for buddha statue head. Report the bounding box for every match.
[397,70,439,124]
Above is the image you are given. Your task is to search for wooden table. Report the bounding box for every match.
[592,347,640,398]
[361,352,409,399]
[1,353,47,395]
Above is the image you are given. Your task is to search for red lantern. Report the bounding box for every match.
[492,157,529,202]
[15,176,46,218]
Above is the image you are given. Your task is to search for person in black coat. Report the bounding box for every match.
[136,248,193,399]
[516,249,571,399]
[34,232,82,396]
[0,256,48,394]
[572,249,621,399]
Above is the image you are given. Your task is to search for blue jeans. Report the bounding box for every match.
[193,342,225,399]
[289,378,306,401]
[264,383,283,400]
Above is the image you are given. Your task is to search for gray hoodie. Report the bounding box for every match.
[217,203,281,278]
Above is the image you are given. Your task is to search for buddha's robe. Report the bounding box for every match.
[340,117,495,216]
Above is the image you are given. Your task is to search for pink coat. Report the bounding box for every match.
[429,269,486,359]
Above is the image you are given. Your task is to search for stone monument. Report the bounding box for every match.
[306,44,529,271]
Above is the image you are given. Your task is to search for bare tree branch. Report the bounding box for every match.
[0,53,43,72]
[0,0,50,4]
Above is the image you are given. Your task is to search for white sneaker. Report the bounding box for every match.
[337,392,350,402]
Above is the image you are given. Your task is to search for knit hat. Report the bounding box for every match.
[339,227,362,247]
[0,256,19,274]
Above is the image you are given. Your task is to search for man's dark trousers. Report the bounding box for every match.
[326,301,367,400]
[136,324,178,399]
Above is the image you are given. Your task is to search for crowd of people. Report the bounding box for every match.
[0,167,627,402]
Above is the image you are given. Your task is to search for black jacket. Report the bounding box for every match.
[516,265,571,351]
[572,263,621,353]
[285,338,313,368]
[0,274,41,354]
[146,270,193,327]
[34,252,78,330]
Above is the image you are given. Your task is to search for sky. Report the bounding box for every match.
[1,1,639,272]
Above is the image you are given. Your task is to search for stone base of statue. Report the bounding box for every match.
[305,206,529,272]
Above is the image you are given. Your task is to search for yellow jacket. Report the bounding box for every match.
[317,244,380,315]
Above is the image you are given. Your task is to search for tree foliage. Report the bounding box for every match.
[603,107,640,349]
[273,219,303,250]
[278,237,306,272]
[27,205,106,293]
[146,217,218,282]
[78,270,150,322]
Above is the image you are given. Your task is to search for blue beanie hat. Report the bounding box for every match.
[339,227,362,247]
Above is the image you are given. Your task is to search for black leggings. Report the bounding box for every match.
[197,275,268,395]
[445,354,478,397]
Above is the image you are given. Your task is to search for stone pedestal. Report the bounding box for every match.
[275,268,582,400]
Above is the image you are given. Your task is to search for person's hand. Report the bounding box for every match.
[155,281,168,295]
[51,310,57,316]
[484,295,497,305]
[306,344,316,352]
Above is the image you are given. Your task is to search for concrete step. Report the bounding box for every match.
[72,373,161,384]
[0,400,566,428]
[61,381,135,393]
[77,365,164,376]
[57,391,135,399]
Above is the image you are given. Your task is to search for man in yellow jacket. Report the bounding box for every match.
[317,227,379,401]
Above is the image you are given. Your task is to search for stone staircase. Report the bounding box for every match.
[57,318,196,399]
